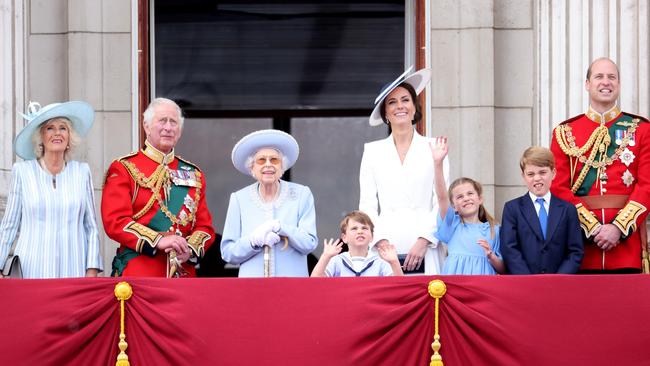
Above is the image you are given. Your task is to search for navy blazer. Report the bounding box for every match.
[500,193,583,274]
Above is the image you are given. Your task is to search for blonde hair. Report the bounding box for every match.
[519,146,555,172]
[448,177,497,239]
[340,210,374,234]
[31,118,81,161]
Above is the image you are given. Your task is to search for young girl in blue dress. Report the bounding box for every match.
[430,137,505,275]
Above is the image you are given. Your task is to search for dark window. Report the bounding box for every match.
[154,0,405,116]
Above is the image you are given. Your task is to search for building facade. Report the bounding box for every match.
[1,0,649,272]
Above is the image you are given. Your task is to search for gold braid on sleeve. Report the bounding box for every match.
[576,204,601,238]
[612,201,647,236]
[187,230,212,258]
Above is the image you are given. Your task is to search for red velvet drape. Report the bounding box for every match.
[2,275,649,366]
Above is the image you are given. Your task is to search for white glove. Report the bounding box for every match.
[250,224,268,248]
[268,219,280,234]
[250,220,281,248]
[263,232,281,247]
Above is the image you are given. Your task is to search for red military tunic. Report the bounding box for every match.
[102,141,215,277]
[550,105,650,271]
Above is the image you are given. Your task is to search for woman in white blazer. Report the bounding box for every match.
[359,68,449,275]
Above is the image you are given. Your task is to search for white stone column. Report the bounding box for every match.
[0,0,25,211]
[493,0,535,218]
[429,0,497,211]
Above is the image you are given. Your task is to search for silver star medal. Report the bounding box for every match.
[179,209,188,222]
[184,194,196,212]
[622,170,635,187]
[619,148,635,167]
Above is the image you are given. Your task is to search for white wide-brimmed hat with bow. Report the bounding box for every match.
[14,101,95,160]
[369,66,431,126]
[231,129,299,175]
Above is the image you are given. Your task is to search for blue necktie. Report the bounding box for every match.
[536,198,548,239]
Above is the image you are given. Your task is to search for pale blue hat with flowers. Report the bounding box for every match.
[231,129,300,175]
[369,66,432,127]
[15,101,95,160]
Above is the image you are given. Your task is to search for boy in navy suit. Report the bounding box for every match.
[501,147,584,274]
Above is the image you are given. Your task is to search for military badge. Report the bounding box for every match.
[170,169,198,187]
[179,209,188,222]
[184,194,197,212]
[615,129,623,145]
[619,148,635,167]
[622,170,635,187]
[627,131,636,146]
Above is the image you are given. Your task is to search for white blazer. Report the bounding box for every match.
[359,130,450,275]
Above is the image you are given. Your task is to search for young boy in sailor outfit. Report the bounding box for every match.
[311,210,403,277]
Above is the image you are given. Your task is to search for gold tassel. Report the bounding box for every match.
[642,250,650,274]
[428,280,447,366]
[114,282,133,366]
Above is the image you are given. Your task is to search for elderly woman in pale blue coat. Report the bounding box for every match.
[221,129,317,277]
[0,101,103,278]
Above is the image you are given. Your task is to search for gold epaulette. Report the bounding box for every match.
[622,112,650,123]
[116,151,139,162]
[103,151,139,187]
[176,155,201,172]
[557,114,583,126]
[576,203,600,237]
[613,201,647,236]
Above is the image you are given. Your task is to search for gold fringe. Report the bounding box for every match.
[114,282,133,366]
[428,280,447,366]
[642,250,650,274]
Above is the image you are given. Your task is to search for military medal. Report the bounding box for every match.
[627,131,636,146]
[619,148,635,167]
[170,169,197,187]
[615,129,623,145]
[622,170,635,187]
[179,209,188,222]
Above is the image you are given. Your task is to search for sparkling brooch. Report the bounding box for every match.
[619,148,635,167]
[184,194,196,212]
[622,170,635,187]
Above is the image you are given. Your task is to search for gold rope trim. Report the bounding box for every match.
[114,281,133,366]
[428,280,447,366]
[554,119,639,193]
[121,160,202,227]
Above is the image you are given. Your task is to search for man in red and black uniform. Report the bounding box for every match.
[550,58,650,273]
[102,98,215,277]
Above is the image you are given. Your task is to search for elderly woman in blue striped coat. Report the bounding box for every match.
[0,101,103,278]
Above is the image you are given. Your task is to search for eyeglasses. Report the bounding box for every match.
[255,156,281,165]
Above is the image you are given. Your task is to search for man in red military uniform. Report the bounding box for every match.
[550,58,650,273]
[102,98,215,277]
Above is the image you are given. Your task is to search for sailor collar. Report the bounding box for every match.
[143,140,175,165]
[586,104,621,124]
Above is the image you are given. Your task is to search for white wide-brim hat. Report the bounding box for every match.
[231,129,300,175]
[368,67,432,126]
[15,101,95,160]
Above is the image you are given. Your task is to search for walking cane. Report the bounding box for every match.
[264,246,271,277]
